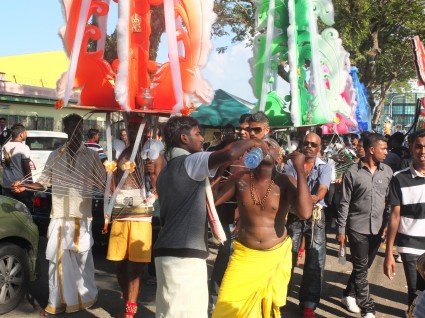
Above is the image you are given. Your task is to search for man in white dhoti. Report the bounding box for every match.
[12,114,106,316]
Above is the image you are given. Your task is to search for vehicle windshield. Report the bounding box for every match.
[26,137,67,151]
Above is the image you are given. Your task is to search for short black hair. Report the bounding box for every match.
[0,117,6,121]
[390,131,405,144]
[63,113,83,129]
[221,123,235,133]
[350,133,359,140]
[11,123,26,138]
[249,111,269,125]
[363,133,387,152]
[163,116,199,158]
[87,128,99,139]
[239,113,251,124]
[408,129,425,144]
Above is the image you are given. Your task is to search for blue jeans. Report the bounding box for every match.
[287,212,326,310]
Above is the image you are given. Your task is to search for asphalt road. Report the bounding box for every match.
[9,228,407,318]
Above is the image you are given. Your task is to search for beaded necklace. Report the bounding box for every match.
[250,171,275,210]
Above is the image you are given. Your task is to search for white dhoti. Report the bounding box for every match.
[155,256,208,318]
[44,218,98,314]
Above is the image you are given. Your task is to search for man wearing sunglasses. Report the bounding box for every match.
[238,113,251,140]
[248,111,270,139]
[284,132,332,318]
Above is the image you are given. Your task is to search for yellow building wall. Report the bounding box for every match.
[0,51,68,89]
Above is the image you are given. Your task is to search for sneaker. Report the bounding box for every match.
[396,255,403,263]
[302,308,315,318]
[362,313,375,318]
[342,296,360,313]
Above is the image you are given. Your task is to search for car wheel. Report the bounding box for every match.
[0,243,30,315]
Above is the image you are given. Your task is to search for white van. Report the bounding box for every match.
[25,131,68,181]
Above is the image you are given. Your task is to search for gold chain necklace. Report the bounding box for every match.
[250,171,275,210]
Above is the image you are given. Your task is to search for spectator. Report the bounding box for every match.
[12,114,106,316]
[350,134,359,149]
[238,113,251,140]
[84,128,107,162]
[284,132,332,318]
[208,124,238,311]
[337,133,392,318]
[0,117,11,147]
[113,129,129,160]
[1,123,33,210]
[384,129,425,316]
[142,127,165,286]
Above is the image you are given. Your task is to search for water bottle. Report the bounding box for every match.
[244,147,263,169]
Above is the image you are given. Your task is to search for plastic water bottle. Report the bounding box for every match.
[244,147,263,169]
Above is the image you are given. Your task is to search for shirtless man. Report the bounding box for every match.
[212,138,312,318]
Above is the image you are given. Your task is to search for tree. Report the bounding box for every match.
[210,0,425,125]
[332,0,425,125]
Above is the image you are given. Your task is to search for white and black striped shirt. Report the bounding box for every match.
[389,163,425,255]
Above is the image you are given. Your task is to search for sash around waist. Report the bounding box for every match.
[112,205,154,219]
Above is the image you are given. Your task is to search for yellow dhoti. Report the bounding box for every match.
[212,237,292,318]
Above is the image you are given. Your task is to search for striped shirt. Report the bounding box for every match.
[389,163,425,255]
[84,141,106,160]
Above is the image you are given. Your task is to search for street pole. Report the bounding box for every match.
[389,94,404,119]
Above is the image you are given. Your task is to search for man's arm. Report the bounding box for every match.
[336,171,353,243]
[214,171,241,206]
[312,163,332,203]
[312,184,328,204]
[11,181,45,192]
[284,152,312,220]
[145,153,165,191]
[208,139,263,170]
[21,159,33,183]
[384,205,400,280]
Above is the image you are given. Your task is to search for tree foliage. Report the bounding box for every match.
[211,0,256,53]
[331,0,425,124]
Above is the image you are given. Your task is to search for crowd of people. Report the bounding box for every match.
[1,112,425,318]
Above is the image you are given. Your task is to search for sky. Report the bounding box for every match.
[0,0,256,102]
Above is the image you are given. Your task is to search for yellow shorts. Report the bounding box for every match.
[106,220,152,262]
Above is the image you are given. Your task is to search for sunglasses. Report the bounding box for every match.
[247,127,263,134]
[302,141,319,148]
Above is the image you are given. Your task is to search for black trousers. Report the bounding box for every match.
[209,223,232,305]
[344,230,382,315]
[400,253,425,308]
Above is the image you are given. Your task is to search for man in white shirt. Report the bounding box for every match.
[1,123,33,209]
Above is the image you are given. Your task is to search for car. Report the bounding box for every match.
[0,195,39,314]
[25,130,68,182]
